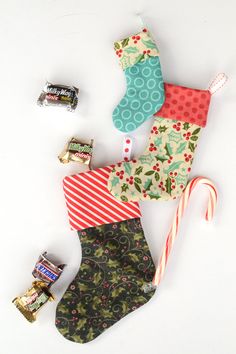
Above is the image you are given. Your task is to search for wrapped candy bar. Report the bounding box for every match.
[37,81,79,112]
[32,252,65,287]
[12,281,55,323]
[58,137,93,168]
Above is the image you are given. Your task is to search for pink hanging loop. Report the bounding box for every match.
[208,73,228,94]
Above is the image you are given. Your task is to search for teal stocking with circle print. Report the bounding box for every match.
[112,28,165,132]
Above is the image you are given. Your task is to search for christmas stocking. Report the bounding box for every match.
[108,82,213,202]
[55,166,156,343]
[112,28,165,132]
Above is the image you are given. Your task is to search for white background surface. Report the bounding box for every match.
[0,0,235,353]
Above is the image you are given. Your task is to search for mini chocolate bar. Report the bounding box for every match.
[58,137,93,168]
[12,281,54,323]
[37,81,79,112]
[32,252,65,287]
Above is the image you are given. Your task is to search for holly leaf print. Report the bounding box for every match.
[79,282,89,292]
[154,136,163,147]
[139,154,154,165]
[114,42,120,50]
[108,259,120,268]
[133,232,143,241]
[123,162,132,175]
[124,46,138,53]
[95,248,103,258]
[121,183,129,192]
[176,142,187,154]
[144,178,152,191]
[134,177,142,184]
[188,142,196,153]
[134,182,141,193]
[77,303,87,315]
[93,272,102,285]
[164,143,173,157]
[159,125,168,133]
[111,176,120,187]
[121,195,128,202]
[87,328,95,341]
[127,253,139,262]
[134,53,145,64]
[145,170,155,176]
[121,38,129,47]
[155,172,160,181]
[122,301,129,314]
[176,173,187,185]
[165,177,172,195]
[135,166,143,175]
[168,131,182,143]
[92,297,102,310]
[80,263,90,271]
[120,222,128,233]
[164,161,183,174]
[111,287,125,298]
[155,155,168,163]
[100,308,113,318]
[135,295,147,303]
[77,319,87,330]
[183,122,190,130]
[111,273,120,283]
[141,39,156,49]
[190,135,198,141]
[192,127,201,135]
[148,192,161,200]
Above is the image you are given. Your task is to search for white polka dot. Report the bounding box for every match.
[142,67,151,77]
[119,97,128,107]
[121,109,132,120]
[114,119,123,130]
[147,79,156,90]
[125,122,137,132]
[131,100,141,110]
[154,68,162,79]
[142,102,152,113]
[134,112,145,123]
[139,89,149,100]
[151,90,161,101]
[127,88,136,98]
[149,57,159,66]
[129,65,139,75]
[134,77,144,88]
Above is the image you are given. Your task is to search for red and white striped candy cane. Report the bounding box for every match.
[152,176,217,288]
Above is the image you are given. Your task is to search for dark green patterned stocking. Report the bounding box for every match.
[55,218,156,343]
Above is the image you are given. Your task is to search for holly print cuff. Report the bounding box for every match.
[114,28,160,71]
[155,83,211,127]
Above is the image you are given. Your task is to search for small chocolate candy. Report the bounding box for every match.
[37,81,79,112]
[58,137,93,168]
[32,252,65,287]
[12,281,54,323]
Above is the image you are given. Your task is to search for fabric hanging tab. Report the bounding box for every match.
[208,73,228,94]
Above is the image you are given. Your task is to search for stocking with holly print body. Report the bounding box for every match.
[108,81,215,202]
[55,166,156,343]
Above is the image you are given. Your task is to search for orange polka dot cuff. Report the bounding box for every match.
[154,83,211,127]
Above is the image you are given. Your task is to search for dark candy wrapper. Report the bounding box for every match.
[58,137,93,168]
[32,252,65,287]
[12,281,54,323]
[37,81,79,112]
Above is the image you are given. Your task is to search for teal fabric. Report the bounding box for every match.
[113,57,165,132]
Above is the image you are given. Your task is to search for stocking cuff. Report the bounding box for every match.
[114,28,160,71]
[154,83,211,127]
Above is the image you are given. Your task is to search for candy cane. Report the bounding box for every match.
[147,177,217,291]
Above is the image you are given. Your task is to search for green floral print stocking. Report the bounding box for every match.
[108,83,211,202]
[55,218,156,343]
[112,28,165,132]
